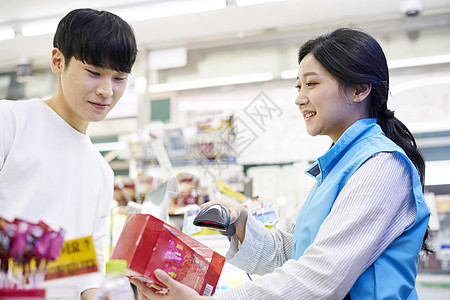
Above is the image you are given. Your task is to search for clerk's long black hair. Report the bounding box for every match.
[298,28,431,253]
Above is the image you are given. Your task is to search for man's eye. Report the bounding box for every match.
[87,70,100,76]
[295,85,301,91]
[114,77,126,82]
[306,82,316,87]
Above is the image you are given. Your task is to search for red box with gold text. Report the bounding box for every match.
[110,214,225,296]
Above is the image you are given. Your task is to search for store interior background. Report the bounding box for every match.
[1,0,450,298]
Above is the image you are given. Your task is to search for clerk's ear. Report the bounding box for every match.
[50,48,64,74]
[352,84,372,103]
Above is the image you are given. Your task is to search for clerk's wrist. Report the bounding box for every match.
[234,208,248,243]
[235,208,248,227]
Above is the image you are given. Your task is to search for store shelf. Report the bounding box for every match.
[133,155,236,167]
[417,273,450,300]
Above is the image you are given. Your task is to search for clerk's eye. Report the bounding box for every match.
[294,85,301,91]
[306,82,317,87]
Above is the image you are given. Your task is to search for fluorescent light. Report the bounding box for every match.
[19,0,226,37]
[390,74,450,94]
[236,0,288,6]
[94,142,127,152]
[280,69,297,79]
[388,54,450,69]
[149,47,187,70]
[21,18,59,37]
[0,28,15,41]
[149,72,273,93]
[116,0,226,22]
[425,160,450,185]
[280,54,450,79]
[179,99,246,111]
[134,77,148,93]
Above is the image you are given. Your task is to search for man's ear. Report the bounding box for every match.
[50,48,64,74]
[352,84,372,103]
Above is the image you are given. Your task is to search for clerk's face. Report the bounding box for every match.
[294,53,361,143]
[50,49,129,132]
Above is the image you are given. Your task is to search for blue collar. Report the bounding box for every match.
[306,118,381,182]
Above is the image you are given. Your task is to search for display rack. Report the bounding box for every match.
[128,112,237,176]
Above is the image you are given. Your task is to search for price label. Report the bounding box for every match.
[45,236,98,280]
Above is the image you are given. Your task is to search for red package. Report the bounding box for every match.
[111,214,225,296]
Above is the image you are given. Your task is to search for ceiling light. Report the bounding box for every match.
[116,0,227,22]
[21,18,59,37]
[236,0,288,6]
[0,28,15,41]
[390,75,450,95]
[179,99,247,111]
[280,69,297,79]
[18,1,225,37]
[149,47,187,70]
[149,72,274,93]
[280,54,450,79]
[425,160,450,185]
[387,54,450,69]
[93,142,127,152]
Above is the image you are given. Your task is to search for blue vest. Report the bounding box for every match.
[292,118,429,299]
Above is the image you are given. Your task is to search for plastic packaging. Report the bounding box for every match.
[111,214,225,296]
[0,288,45,299]
[0,217,64,290]
[93,260,134,300]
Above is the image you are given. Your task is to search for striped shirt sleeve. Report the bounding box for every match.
[214,152,416,300]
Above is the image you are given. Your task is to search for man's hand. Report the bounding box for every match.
[81,288,97,300]
[130,269,211,300]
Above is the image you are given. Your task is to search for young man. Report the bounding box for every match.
[0,8,137,299]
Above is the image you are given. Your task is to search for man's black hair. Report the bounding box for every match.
[53,8,137,73]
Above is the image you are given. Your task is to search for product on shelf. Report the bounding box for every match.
[175,172,201,206]
[114,175,162,206]
[162,173,209,215]
[114,177,136,206]
[0,217,64,294]
[129,115,236,166]
[136,176,160,203]
[110,214,225,296]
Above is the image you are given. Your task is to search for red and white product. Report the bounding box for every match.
[111,214,225,296]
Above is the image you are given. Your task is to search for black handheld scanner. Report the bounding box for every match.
[193,204,236,236]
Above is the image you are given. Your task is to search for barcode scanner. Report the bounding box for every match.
[193,204,236,236]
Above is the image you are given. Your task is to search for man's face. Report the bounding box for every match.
[51,50,129,133]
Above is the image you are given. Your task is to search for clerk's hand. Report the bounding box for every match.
[130,270,210,300]
[200,200,248,243]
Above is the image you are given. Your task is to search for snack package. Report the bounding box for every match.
[0,217,64,293]
[110,214,225,296]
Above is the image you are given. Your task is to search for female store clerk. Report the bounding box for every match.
[131,28,431,300]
